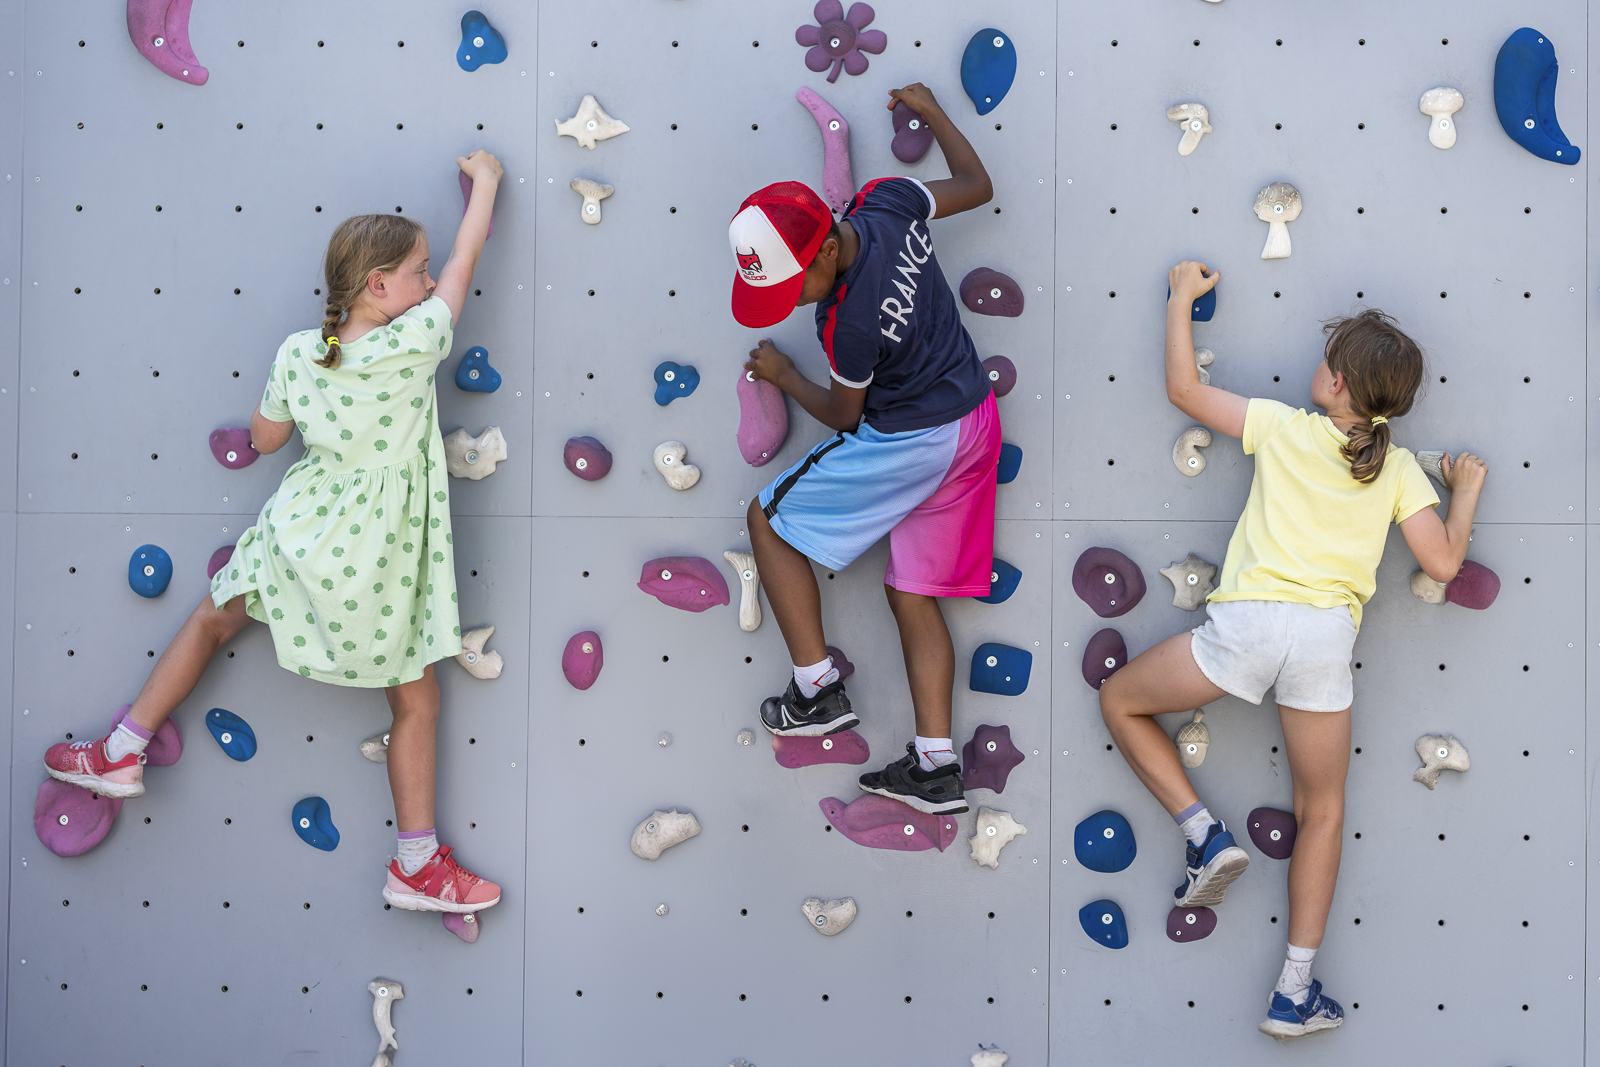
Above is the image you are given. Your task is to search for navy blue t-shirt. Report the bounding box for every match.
[814,177,991,434]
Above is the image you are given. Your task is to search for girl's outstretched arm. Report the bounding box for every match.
[432,150,503,325]
[1399,451,1487,583]
[1165,260,1247,438]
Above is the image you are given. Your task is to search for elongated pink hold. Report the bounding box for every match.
[638,557,730,612]
[460,172,494,239]
[110,703,182,767]
[443,911,482,943]
[737,369,789,466]
[206,545,234,580]
[209,428,259,470]
[562,631,604,690]
[819,794,959,852]
[960,267,1024,317]
[796,87,855,216]
[34,779,123,857]
[773,729,869,769]
[127,0,208,85]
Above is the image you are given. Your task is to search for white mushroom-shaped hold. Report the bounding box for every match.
[455,626,504,679]
[444,425,507,480]
[652,440,701,490]
[1254,182,1302,260]
[1173,426,1212,476]
[571,177,614,225]
[1419,87,1463,150]
[723,550,762,633]
[1175,710,1210,768]
[1166,102,1213,156]
[1410,570,1448,605]
[1194,347,1214,385]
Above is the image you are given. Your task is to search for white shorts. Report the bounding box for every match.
[1189,600,1357,713]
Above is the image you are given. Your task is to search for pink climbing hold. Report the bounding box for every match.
[460,171,494,239]
[819,794,958,852]
[825,644,855,680]
[796,87,855,217]
[562,631,604,690]
[637,557,730,612]
[1082,628,1128,690]
[206,545,234,580]
[961,723,1025,793]
[1446,559,1501,610]
[34,778,123,858]
[563,436,613,481]
[982,355,1017,398]
[126,0,208,85]
[443,910,481,943]
[960,267,1024,317]
[796,1,886,85]
[737,368,789,467]
[772,729,870,769]
[110,704,182,768]
[208,428,259,470]
[891,99,935,164]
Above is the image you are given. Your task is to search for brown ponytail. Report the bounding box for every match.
[316,214,426,369]
[1322,309,1424,484]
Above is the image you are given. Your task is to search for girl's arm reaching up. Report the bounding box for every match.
[431,150,503,325]
[1399,451,1487,583]
[1165,260,1247,439]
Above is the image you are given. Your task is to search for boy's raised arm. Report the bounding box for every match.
[888,84,992,218]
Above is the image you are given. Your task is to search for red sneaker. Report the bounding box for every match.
[383,846,500,913]
[44,737,145,799]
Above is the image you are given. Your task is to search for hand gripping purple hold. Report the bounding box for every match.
[772,729,869,769]
[1247,807,1297,859]
[563,436,613,481]
[562,631,604,690]
[819,794,958,852]
[460,172,494,239]
[638,557,730,612]
[795,1,886,84]
[891,99,935,164]
[34,779,123,858]
[110,703,182,767]
[982,355,1017,397]
[797,87,855,217]
[1082,628,1128,690]
[960,267,1024,317]
[961,723,1025,793]
[737,368,789,466]
[206,545,235,580]
[1167,905,1217,943]
[127,0,208,85]
[1072,546,1146,618]
[209,428,259,470]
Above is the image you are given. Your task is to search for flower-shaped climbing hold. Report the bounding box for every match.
[796,2,886,84]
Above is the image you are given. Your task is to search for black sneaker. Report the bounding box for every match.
[760,678,860,737]
[858,742,968,815]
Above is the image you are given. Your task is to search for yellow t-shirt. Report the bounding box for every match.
[1208,398,1440,631]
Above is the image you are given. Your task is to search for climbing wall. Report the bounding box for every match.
[0,1,1595,1064]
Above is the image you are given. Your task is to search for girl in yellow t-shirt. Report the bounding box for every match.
[1100,260,1487,1041]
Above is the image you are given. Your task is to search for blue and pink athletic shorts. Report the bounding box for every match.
[757,392,1001,596]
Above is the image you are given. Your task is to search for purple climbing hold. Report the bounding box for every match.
[1167,905,1218,943]
[1072,546,1146,618]
[127,0,208,86]
[891,99,935,164]
[638,557,731,613]
[206,545,234,581]
[819,794,958,852]
[110,704,182,768]
[960,723,1025,794]
[444,910,481,942]
[34,778,123,858]
[1082,628,1128,690]
[209,428,259,470]
[797,87,855,217]
[1247,807,1297,860]
[737,368,789,466]
[562,631,604,690]
[563,436,613,481]
[773,729,870,769]
[460,171,494,239]
[1446,559,1501,610]
[825,644,855,680]
[960,267,1024,317]
[983,355,1017,398]
[795,1,886,85]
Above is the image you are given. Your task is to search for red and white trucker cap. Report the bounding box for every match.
[728,181,834,328]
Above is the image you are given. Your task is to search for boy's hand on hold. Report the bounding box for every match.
[457,150,503,184]
[887,82,945,121]
[1440,450,1487,495]
[744,339,795,387]
[1168,260,1219,304]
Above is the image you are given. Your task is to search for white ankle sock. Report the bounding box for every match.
[793,657,839,699]
[397,829,438,876]
[105,717,153,762]
[914,735,956,772]
[1174,801,1215,847]
[1275,943,1316,1004]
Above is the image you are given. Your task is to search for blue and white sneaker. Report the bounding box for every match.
[1173,821,1250,907]
[1258,980,1345,1040]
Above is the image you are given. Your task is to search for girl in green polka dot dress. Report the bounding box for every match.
[43,152,506,915]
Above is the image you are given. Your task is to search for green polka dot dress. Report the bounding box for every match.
[211,296,462,688]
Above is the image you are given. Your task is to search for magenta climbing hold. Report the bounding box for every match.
[961,724,1025,794]
[459,172,494,239]
[34,779,123,858]
[1072,546,1146,618]
[1167,905,1217,943]
[737,368,789,466]
[795,1,886,84]
[960,268,1024,317]
[891,99,935,164]
[826,644,855,680]
[773,729,870,769]
[562,631,604,690]
[443,911,481,943]
[819,794,958,852]
[1082,628,1128,690]
[1247,807,1297,860]
[797,87,855,217]
[127,0,208,85]
[110,704,181,768]
[637,557,730,612]
[206,545,234,581]
[1445,559,1501,609]
[982,356,1016,398]
[563,436,613,481]
[208,428,259,470]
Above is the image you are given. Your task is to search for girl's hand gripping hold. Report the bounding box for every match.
[433,149,503,324]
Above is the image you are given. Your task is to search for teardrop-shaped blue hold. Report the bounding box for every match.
[961,29,1017,116]
[969,642,1032,696]
[653,361,700,406]
[457,11,507,72]
[455,346,501,392]
[1074,809,1137,873]
[996,443,1022,484]
[1494,27,1579,164]
[128,544,173,598]
[291,796,340,851]
[1168,284,1215,322]
[206,708,257,762]
[1079,898,1129,949]
[975,558,1021,604]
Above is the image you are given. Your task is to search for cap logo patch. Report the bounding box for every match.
[736,248,766,281]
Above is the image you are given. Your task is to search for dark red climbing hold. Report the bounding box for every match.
[982,355,1017,397]
[1247,807,1297,859]
[961,723,1025,793]
[1082,628,1127,690]
[1445,559,1500,609]
[1167,905,1217,942]
[960,267,1024,317]
[1072,546,1146,618]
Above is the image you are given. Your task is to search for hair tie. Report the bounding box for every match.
[325,336,341,346]
[1369,415,1387,426]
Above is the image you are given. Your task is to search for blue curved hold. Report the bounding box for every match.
[1168,284,1215,322]
[205,708,257,762]
[975,558,1021,605]
[1079,898,1129,949]
[1074,809,1137,873]
[1494,28,1579,165]
[291,796,340,852]
[455,346,501,392]
[653,361,700,406]
[996,443,1022,484]
[457,11,507,72]
[969,642,1032,696]
[128,544,173,598]
[961,28,1017,116]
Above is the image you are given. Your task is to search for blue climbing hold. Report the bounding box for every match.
[455,346,501,393]
[653,361,700,406]
[205,708,257,762]
[975,558,1022,605]
[1494,28,1579,165]
[1168,284,1215,322]
[996,443,1022,484]
[969,642,1032,696]
[456,11,507,72]
[1074,809,1137,873]
[1079,899,1129,949]
[961,28,1017,116]
[291,796,340,852]
[128,544,172,598]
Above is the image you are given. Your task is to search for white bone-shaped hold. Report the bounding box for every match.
[1160,552,1217,611]
[630,809,701,860]
[1194,347,1214,385]
[1419,87,1463,150]
[801,896,857,935]
[360,731,390,763]
[1175,710,1210,768]
[653,440,701,490]
[1166,102,1213,155]
[571,177,614,225]
[1414,450,1447,486]
[444,426,507,480]
[972,1043,1010,1067]
[455,626,503,679]
[969,807,1027,869]
[723,550,762,632]
[555,94,630,150]
[1254,182,1302,260]
[369,978,404,1066]
[1173,426,1212,476]
[1413,733,1469,789]
[1410,570,1448,605]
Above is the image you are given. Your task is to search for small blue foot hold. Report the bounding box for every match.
[1169,283,1215,321]
[1074,809,1137,872]
[206,708,257,762]
[291,796,340,851]
[128,544,172,598]
[653,361,700,406]
[974,557,1021,604]
[1079,898,1129,949]
[996,442,1022,484]
[969,642,1032,696]
[961,28,1016,116]
[455,346,501,392]
[457,11,507,71]
[1494,28,1579,164]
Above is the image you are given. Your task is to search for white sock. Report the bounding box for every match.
[914,735,956,772]
[1175,802,1215,847]
[397,829,439,876]
[793,657,839,699]
[1275,943,1316,1004]
[104,719,152,762]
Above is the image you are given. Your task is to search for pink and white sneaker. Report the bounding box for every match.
[43,737,145,799]
[382,846,501,913]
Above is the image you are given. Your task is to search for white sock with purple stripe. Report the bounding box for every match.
[397,829,439,876]
[1174,800,1215,848]
[105,715,153,762]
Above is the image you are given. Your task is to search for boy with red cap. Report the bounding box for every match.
[729,83,998,815]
